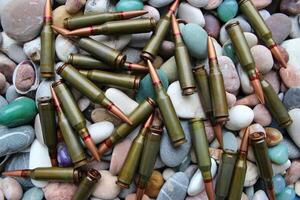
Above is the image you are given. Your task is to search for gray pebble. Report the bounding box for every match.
[0,125,35,157]
[157,172,189,200]
[22,187,44,200]
[0,95,8,109]
[6,44,27,63]
[281,137,300,159]
[173,155,191,172]
[5,85,21,103]
[160,121,192,167]
[283,87,300,110]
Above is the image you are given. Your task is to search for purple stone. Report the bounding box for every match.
[57,142,72,167]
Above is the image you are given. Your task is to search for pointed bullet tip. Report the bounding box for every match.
[98,142,109,158]
[51,25,70,36]
[270,45,288,69]
[251,79,265,105]
[84,138,101,161]
[212,123,223,149]
[204,180,215,200]
[108,103,132,125]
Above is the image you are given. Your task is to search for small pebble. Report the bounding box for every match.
[285,159,300,184]
[145,170,164,198]
[14,63,36,93]
[272,159,291,175]
[0,177,23,200]
[281,137,300,159]
[253,104,272,126]
[22,187,44,200]
[116,0,144,11]
[204,14,221,39]
[268,143,289,165]
[276,186,296,200]
[283,87,300,110]
[251,45,274,74]
[178,3,205,27]
[287,109,300,148]
[244,161,259,187]
[252,190,269,200]
[265,127,283,146]
[273,174,286,195]
[251,0,272,9]
[225,105,254,131]
[217,0,238,23]
[43,182,77,200]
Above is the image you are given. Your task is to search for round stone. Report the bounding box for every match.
[53,5,83,27]
[251,45,274,74]
[281,137,300,159]
[43,183,77,200]
[145,170,164,198]
[84,0,114,14]
[65,0,86,14]
[187,0,209,7]
[287,108,300,148]
[178,2,205,27]
[223,131,238,152]
[1,0,46,42]
[283,87,300,110]
[0,53,16,82]
[265,13,292,44]
[279,65,300,88]
[264,70,280,94]
[204,0,223,10]
[14,63,35,93]
[55,35,79,62]
[244,32,258,48]
[116,0,144,11]
[253,104,272,127]
[272,174,286,195]
[268,143,289,165]
[290,15,300,39]
[244,161,259,187]
[252,190,269,200]
[285,160,300,185]
[204,14,221,39]
[218,56,240,93]
[217,0,238,23]
[225,105,254,131]
[276,187,296,200]
[265,127,283,147]
[281,38,300,71]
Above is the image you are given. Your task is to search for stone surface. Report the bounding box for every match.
[225,105,254,131]
[116,0,144,11]
[23,37,41,62]
[43,182,77,200]
[93,170,121,199]
[0,177,23,200]
[145,170,164,198]
[1,0,46,42]
[285,159,300,184]
[87,121,114,145]
[244,161,259,187]
[264,70,280,94]
[22,187,44,200]
[204,14,221,39]
[280,0,300,15]
[109,138,132,176]
[84,0,114,14]
[251,45,274,74]
[65,0,86,14]
[253,104,272,127]
[281,38,300,71]
[167,81,205,119]
[281,137,300,159]
[53,5,83,27]
[125,193,149,200]
[272,174,286,195]
[279,64,300,88]
[268,143,289,165]
[0,53,16,82]
[55,34,78,62]
[91,108,122,125]
[283,87,300,110]
[251,0,272,9]
[276,187,296,200]
[235,94,260,107]
[252,190,269,200]
[187,158,217,196]
[265,13,292,44]
[178,3,205,26]
[160,121,192,167]
[223,131,238,152]
[237,64,254,95]
[157,172,189,200]
[265,127,283,146]
[287,109,300,148]
[218,56,240,93]
[14,63,35,93]
[272,159,291,175]
[217,0,238,23]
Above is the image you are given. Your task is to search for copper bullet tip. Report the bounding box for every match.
[67,27,93,37]
[50,158,58,167]
[169,0,180,14]
[266,186,276,200]
[98,142,110,158]
[251,79,265,104]
[50,86,62,112]
[2,170,31,177]
[107,103,132,125]
[84,137,100,161]
[270,45,288,69]
[147,59,161,86]
[204,179,215,200]
[136,187,145,200]
[240,127,250,153]
[207,36,217,61]
[121,10,148,19]
[143,114,154,129]
[212,122,223,149]
[51,25,71,36]
[171,14,181,37]
[123,62,149,72]
[44,0,52,21]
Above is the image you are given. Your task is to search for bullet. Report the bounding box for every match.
[188,118,214,200]
[147,59,186,147]
[40,0,55,78]
[56,64,132,125]
[52,80,100,161]
[51,87,88,168]
[141,0,180,61]
[208,36,229,121]
[67,54,113,70]
[63,18,156,36]
[250,131,275,200]
[172,14,196,96]
[215,150,238,200]
[238,0,287,69]
[228,127,249,200]
[226,22,265,104]
[117,114,154,189]
[67,54,149,72]
[79,69,141,90]
[211,120,224,149]
[72,169,101,200]
[98,98,156,158]
[2,167,83,183]
[38,96,58,166]
[193,65,213,117]
[136,109,164,200]
[257,71,292,127]
[64,10,148,30]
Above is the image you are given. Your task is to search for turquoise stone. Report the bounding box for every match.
[22,187,44,200]
[276,187,296,200]
[116,0,144,11]
[0,97,38,127]
[268,143,289,165]
[135,69,169,103]
[181,23,208,59]
[222,42,238,64]
[217,0,238,23]
[272,174,286,194]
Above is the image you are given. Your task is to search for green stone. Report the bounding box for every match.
[116,0,144,12]
[276,187,296,200]
[222,42,238,64]
[135,69,169,103]
[0,97,38,127]
[217,0,238,23]
[268,143,289,165]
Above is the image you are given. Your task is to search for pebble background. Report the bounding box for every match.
[0,0,298,200]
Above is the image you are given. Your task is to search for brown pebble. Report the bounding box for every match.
[253,104,272,127]
[0,53,16,82]
[235,94,260,107]
[145,170,164,198]
[264,127,283,146]
[285,159,300,184]
[280,0,300,15]
[204,14,220,39]
[53,5,83,28]
[279,64,300,88]
[125,193,150,200]
[15,63,35,92]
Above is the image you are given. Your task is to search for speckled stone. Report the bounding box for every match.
[281,137,300,159]
[218,56,240,93]
[253,104,272,127]
[265,127,283,147]
[283,87,300,110]
[204,14,221,39]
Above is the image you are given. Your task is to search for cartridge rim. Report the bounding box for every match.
[279,119,293,128]
[66,53,74,64]
[116,180,130,189]
[134,76,141,90]
[193,64,205,72]
[173,138,187,147]
[37,96,52,103]
[52,79,64,88]
[116,54,126,68]
[141,51,154,62]
[182,87,196,96]
[56,63,69,75]
[238,0,249,6]
[41,72,54,78]
[225,21,240,30]
[146,97,156,107]
[87,169,101,181]
[74,158,88,169]
[249,131,265,141]
[63,18,69,28]
[188,117,205,124]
